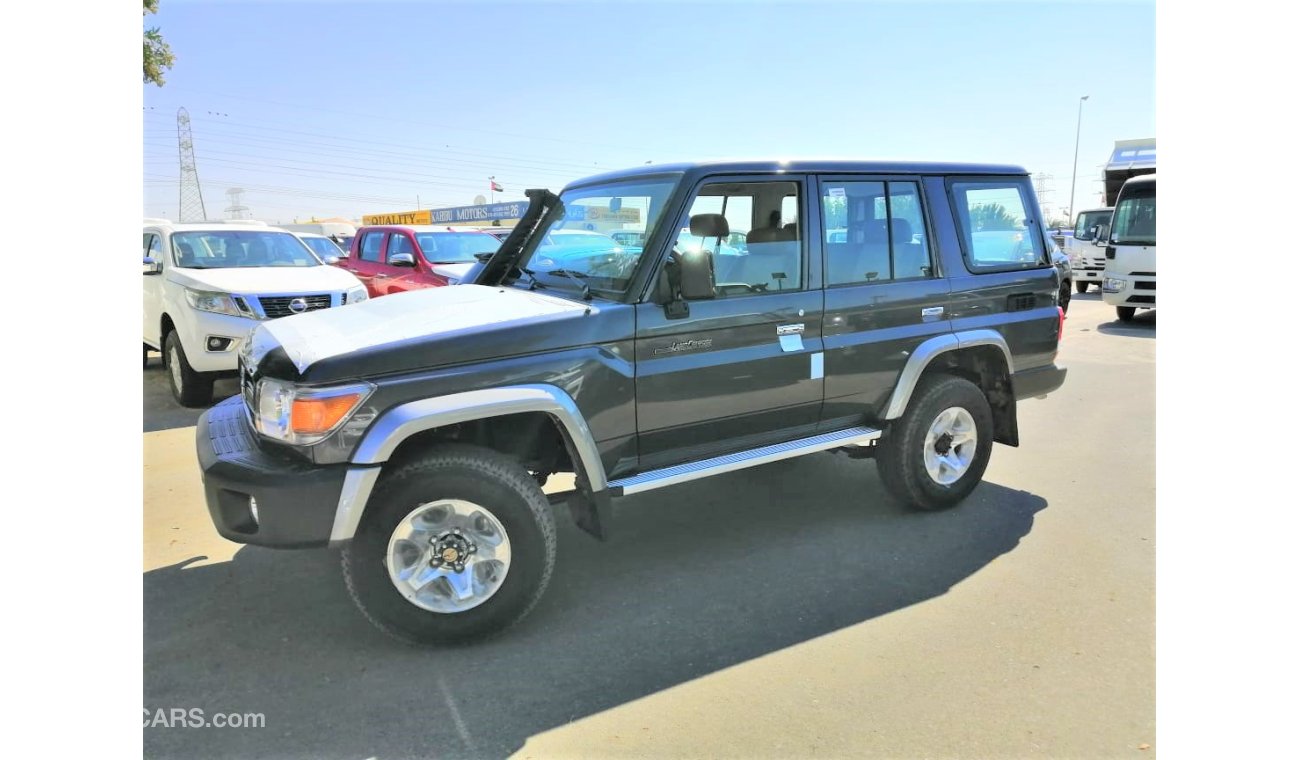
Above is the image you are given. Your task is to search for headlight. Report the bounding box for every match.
[253,378,374,445]
[185,288,243,317]
[346,285,368,304]
[1103,277,1127,293]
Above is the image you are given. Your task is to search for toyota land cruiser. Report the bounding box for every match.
[196,161,1067,644]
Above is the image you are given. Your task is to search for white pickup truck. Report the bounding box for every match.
[142,220,368,406]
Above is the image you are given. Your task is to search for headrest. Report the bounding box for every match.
[176,241,194,256]
[888,218,913,243]
[690,213,729,238]
[747,226,783,244]
[862,219,889,242]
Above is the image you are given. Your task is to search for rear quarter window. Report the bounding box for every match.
[948,178,1048,273]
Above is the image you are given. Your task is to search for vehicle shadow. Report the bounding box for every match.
[143,352,238,433]
[1096,309,1156,337]
[144,453,1047,760]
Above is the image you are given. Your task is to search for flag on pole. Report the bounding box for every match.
[490,179,503,193]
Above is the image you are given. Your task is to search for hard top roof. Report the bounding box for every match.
[568,159,1029,188]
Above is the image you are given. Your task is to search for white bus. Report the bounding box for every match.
[1102,174,1156,321]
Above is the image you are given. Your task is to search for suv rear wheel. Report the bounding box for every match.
[876,374,994,511]
[342,443,557,645]
[164,330,214,407]
[1076,281,1090,294]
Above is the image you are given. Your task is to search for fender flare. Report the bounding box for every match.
[329,384,606,544]
[882,330,1013,419]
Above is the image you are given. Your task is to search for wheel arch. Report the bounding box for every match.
[884,331,1019,446]
[330,385,609,545]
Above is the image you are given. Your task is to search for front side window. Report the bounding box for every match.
[387,233,414,258]
[170,231,321,269]
[823,179,932,285]
[517,178,679,296]
[1110,185,1156,246]
[676,180,803,296]
[950,180,1045,271]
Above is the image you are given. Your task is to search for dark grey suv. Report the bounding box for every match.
[197,160,1067,644]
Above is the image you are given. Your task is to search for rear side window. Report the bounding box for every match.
[822,179,933,285]
[359,231,386,263]
[949,179,1045,271]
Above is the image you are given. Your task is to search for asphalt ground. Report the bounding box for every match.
[143,291,1155,758]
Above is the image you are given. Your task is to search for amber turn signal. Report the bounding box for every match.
[291,393,363,435]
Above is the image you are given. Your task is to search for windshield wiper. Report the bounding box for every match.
[543,269,592,301]
[516,267,544,291]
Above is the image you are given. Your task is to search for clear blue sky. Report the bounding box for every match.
[142,0,1154,223]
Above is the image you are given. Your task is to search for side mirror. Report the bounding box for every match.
[678,248,716,300]
[389,253,416,267]
[143,256,162,275]
[323,255,340,265]
[1093,224,1110,245]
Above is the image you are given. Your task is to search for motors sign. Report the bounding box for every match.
[429,201,529,224]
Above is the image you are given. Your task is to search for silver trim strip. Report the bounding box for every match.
[883,329,1013,419]
[351,384,607,486]
[328,467,382,544]
[609,426,881,496]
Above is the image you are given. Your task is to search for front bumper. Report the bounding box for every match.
[1013,364,1067,400]
[1072,266,1104,283]
[181,310,258,373]
[197,395,358,548]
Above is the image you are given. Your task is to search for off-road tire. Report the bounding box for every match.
[164,330,214,407]
[1076,281,1090,294]
[342,443,557,646]
[143,343,151,369]
[876,374,994,511]
[1058,282,1071,314]
[1116,306,1137,322]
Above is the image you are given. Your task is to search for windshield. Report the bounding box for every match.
[414,232,500,263]
[171,230,322,269]
[1110,186,1156,246]
[518,178,679,295]
[301,236,344,259]
[1074,210,1112,240]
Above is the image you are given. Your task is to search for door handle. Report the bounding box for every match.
[374,273,390,279]
[776,323,805,335]
[921,306,944,318]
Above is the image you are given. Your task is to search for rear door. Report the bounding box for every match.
[349,229,390,297]
[633,175,825,468]
[816,175,953,423]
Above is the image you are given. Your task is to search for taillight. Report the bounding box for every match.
[1057,305,1066,337]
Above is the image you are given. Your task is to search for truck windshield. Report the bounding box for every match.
[518,178,679,295]
[1074,210,1112,240]
[171,231,322,269]
[1110,186,1156,246]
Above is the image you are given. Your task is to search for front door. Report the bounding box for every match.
[348,229,390,297]
[633,176,825,469]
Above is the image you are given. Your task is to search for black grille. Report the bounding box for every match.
[1134,280,1156,290]
[1130,271,1156,276]
[1129,295,1155,304]
[1007,293,1036,312]
[258,294,331,318]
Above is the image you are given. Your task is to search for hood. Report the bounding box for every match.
[168,265,361,294]
[253,284,594,376]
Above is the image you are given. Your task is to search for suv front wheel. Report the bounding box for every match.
[164,330,214,407]
[342,443,557,645]
[876,374,994,511]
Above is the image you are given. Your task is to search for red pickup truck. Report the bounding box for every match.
[335,225,501,298]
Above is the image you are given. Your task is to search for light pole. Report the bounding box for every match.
[1068,95,1089,224]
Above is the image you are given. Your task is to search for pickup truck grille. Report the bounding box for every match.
[257,294,332,318]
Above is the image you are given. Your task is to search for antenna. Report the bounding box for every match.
[177,107,208,221]
[225,187,250,220]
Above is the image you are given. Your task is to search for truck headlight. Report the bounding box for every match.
[253,378,375,445]
[1103,277,1127,293]
[185,288,243,317]
[346,285,368,304]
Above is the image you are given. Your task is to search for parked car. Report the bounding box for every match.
[295,232,347,263]
[336,226,502,297]
[197,160,1066,645]
[142,220,367,406]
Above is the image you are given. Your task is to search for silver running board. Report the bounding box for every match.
[608,426,882,496]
